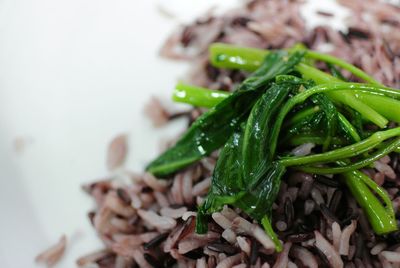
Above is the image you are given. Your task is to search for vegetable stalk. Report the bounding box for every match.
[342,169,397,235]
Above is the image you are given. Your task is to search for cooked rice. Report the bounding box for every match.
[106,134,128,171]
[78,0,400,267]
[35,235,67,267]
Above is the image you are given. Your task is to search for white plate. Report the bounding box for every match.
[0,0,346,267]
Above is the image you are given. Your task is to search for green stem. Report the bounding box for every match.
[287,134,345,147]
[173,83,230,108]
[355,167,396,220]
[296,64,388,128]
[327,63,347,81]
[338,113,361,142]
[305,50,383,85]
[353,93,400,123]
[295,138,400,174]
[261,216,283,252]
[280,128,400,167]
[210,43,392,128]
[342,169,397,235]
[285,106,320,126]
[210,43,267,71]
[210,43,384,85]
[269,84,397,160]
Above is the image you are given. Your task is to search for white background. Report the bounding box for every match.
[0,0,347,267]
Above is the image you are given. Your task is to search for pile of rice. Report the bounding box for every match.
[37,0,400,267]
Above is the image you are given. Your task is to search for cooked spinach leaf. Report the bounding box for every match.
[310,93,339,151]
[146,51,304,176]
[242,82,293,177]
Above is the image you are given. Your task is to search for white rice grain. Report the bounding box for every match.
[339,220,357,256]
[236,236,251,256]
[272,242,292,268]
[291,245,318,268]
[192,177,212,196]
[143,172,169,192]
[171,174,184,204]
[137,209,176,230]
[132,249,151,268]
[221,206,239,221]
[212,212,232,229]
[153,191,169,207]
[332,221,342,251]
[178,232,220,254]
[215,253,242,268]
[232,217,275,250]
[291,143,315,156]
[314,231,343,268]
[222,228,237,244]
[182,211,197,221]
[381,251,400,263]
[104,192,135,218]
[371,242,388,255]
[160,206,188,219]
[182,169,194,204]
[196,257,208,268]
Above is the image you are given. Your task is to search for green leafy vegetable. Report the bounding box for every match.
[173,83,230,108]
[146,51,304,176]
[149,42,400,249]
[310,93,338,151]
[242,82,294,175]
[343,168,397,235]
[197,81,296,251]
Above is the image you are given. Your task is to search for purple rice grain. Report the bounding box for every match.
[284,196,295,229]
[231,17,252,27]
[207,242,238,255]
[88,211,96,226]
[143,253,163,268]
[299,214,318,232]
[195,16,214,25]
[386,243,400,252]
[178,217,196,240]
[319,217,326,237]
[141,186,153,193]
[320,204,340,224]
[205,63,220,81]
[183,248,204,260]
[317,10,334,17]
[207,255,217,267]
[354,258,366,268]
[96,253,116,267]
[361,246,374,268]
[116,188,131,205]
[313,246,331,267]
[143,232,169,250]
[354,234,365,259]
[341,212,359,227]
[347,27,370,40]
[180,26,195,47]
[163,255,177,268]
[286,233,315,243]
[314,175,340,187]
[328,189,343,213]
[168,111,191,121]
[249,239,260,265]
[383,39,395,60]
